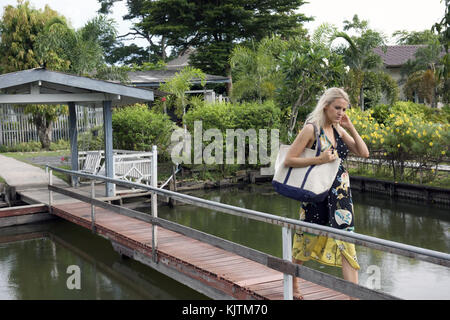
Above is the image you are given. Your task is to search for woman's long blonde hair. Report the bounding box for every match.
[304,87,350,129]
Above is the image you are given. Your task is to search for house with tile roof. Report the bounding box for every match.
[127,48,230,103]
[373,45,425,100]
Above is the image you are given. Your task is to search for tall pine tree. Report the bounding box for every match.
[98,0,311,80]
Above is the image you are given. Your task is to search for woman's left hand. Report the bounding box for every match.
[339,114,354,130]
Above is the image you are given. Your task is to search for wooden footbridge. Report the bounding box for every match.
[3,166,450,300]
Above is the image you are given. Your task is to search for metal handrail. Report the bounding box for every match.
[46,165,450,300]
[46,165,450,267]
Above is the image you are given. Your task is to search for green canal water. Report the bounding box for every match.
[0,183,449,300]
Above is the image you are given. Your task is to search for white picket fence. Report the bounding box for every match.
[0,104,103,146]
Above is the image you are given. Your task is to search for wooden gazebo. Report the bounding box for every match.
[0,68,154,196]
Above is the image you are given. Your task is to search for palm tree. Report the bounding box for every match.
[331,15,385,110]
[402,39,447,107]
[159,66,206,136]
[229,37,284,103]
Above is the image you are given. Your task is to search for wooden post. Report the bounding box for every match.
[91,180,96,233]
[151,145,158,262]
[282,226,293,300]
[103,100,114,197]
[168,165,176,207]
[172,165,177,192]
[68,102,79,187]
[48,168,53,213]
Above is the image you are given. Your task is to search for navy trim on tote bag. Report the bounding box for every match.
[272,180,329,202]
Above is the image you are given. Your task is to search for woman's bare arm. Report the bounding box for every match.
[284,124,337,168]
[337,114,370,158]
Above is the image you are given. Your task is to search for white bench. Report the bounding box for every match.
[79,151,102,175]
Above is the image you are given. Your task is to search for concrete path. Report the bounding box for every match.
[0,154,68,191]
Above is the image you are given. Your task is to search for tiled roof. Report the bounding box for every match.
[373,45,425,67]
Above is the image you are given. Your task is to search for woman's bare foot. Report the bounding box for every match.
[293,277,304,300]
[292,258,304,300]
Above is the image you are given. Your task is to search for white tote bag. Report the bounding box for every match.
[272,125,340,202]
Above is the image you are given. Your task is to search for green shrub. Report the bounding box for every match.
[0,140,69,152]
[348,107,449,182]
[49,139,70,151]
[184,100,282,131]
[371,101,449,125]
[78,126,104,151]
[5,141,42,152]
[112,104,176,161]
[442,104,450,123]
[183,100,282,171]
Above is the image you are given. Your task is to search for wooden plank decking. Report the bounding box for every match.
[51,201,352,300]
[0,204,54,227]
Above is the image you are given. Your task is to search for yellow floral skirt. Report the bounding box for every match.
[292,231,360,270]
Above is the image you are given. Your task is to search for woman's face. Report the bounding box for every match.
[324,98,348,124]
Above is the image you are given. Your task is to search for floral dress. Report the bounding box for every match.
[292,125,360,270]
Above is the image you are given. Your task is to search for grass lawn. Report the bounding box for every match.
[1,150,70,162]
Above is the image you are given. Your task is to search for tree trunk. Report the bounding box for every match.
[226,68,233,98]
[38,122,52,150]
[161,36,167,61]
[288,107,299,140]
[33,114,52,150]
[360,85,364,111]
[432,86,438,108]
[288,90,306,141]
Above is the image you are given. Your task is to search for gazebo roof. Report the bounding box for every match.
[0,68,154,107]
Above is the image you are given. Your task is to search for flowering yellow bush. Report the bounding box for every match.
[347,106,449,181]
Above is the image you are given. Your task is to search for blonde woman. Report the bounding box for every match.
[284,87,369,299]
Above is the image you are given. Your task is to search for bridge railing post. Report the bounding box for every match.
[90,179,96,233]
[151,145,158,262]
[48,167,53,213]
[282,226,293,300]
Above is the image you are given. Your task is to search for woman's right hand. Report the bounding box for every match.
[317,150,337,164]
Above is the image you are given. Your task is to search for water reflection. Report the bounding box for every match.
[152,183,450,300]
[0,221,207,300]
[0,183,448,300]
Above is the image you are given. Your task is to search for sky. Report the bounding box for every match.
[0,0,447,46]
[300,0,445,42]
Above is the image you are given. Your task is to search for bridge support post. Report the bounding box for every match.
[282,226,293,300]
[91,180,96,233]
[151,145,158,262]
[68,102,79,187]
[103,100,114,197]
[48,168,53,213]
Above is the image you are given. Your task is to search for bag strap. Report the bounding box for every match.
[306,122,322,157]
